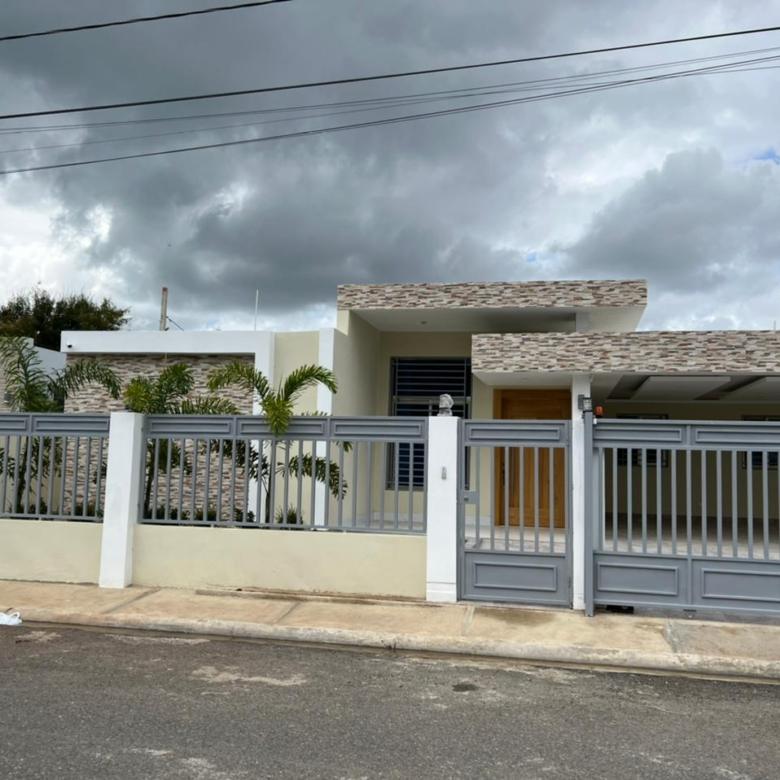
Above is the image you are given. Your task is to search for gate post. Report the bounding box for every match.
[425,415,459,602]
[99,412,145,588]
[582,407,595,616]
[570,374,591,611]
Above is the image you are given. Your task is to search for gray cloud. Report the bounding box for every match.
[2,0,780,329]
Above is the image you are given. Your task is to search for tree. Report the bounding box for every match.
[0,289,129,350]
[123,363,240,514]
[207,361,345,524]
[0,336,121,513]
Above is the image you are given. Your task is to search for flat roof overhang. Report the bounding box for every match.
[473,330,780,402]
[339,279,647,333]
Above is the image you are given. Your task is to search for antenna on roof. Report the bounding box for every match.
[159,286,169,331]
[254,289,260,331]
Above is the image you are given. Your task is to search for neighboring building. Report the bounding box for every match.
[0,337,66,412]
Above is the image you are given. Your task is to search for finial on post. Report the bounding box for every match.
[438,393,454,416]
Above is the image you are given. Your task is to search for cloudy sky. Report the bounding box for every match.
[1,1,779,332]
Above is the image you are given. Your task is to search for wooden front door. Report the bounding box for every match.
[494,389,569,529]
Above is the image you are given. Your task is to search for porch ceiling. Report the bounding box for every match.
[591,373,780,403]
[352,305,642,334]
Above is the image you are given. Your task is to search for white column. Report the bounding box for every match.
[570,374,591,611]
[314,328,335,526]
[99,412,145,588]
[426,415,459,603]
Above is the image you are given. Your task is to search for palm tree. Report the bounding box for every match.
[123,363,240,514]
[207,362,345,523]
[0,336,121,512]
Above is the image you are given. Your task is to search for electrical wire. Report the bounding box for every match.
[2,43,779,138]
[0,54,773,176]
[0,1,293,43]
[2,52,779,156]
[3,22,780,121]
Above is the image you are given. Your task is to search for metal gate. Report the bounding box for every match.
[587,417,780,617]
[459,420,571,605]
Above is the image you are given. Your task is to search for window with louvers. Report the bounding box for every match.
[389,357,472,488]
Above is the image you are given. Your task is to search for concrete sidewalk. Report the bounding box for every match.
[3,580,780,681]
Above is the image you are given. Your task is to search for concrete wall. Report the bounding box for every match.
[0,519,101,583]
[133,524,426,598]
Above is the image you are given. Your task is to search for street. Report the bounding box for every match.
[1,626,778,779]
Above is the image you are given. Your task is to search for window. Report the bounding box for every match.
[742,415,780,469]
[389,357,472,487]
[616,413,669,467]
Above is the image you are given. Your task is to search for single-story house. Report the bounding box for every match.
[50,279,780,613]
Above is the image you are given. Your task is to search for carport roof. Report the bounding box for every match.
[473,330,780,375]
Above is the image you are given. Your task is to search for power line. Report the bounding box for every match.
[0,55,770,176]
[3,43,778,137]
[0,1,293,43]
[2,48,779,155]
[2,22,780,122]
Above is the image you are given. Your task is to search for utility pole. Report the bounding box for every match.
[159,286,169,331]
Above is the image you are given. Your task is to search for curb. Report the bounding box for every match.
[19,608,780,682]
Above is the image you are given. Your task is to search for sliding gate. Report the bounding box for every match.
[460,420,571,605]
[589,418,780,616]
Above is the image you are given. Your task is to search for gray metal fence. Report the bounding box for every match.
[0,413,110,522]
[589,418,780,616]
[460,420,571,606]
[139,415,428,533]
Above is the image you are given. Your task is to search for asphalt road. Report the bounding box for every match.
[1,625,778,779]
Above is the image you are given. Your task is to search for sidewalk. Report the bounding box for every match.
[3,579,780,681]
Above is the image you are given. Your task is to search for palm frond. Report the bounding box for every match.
[153,364,194,412]
[123,377,156,414]
[0,336,51,412]
[279,364,337,404]
[207,361,270,400]
[50,358,121,405]
[180,396,241,416]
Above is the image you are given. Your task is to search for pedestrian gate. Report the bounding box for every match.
[588,418,780,617]
[459,420,571,605]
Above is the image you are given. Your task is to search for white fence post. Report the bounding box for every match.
[570,374,591,611]
[98,412,145,588]
[426,415,459,603]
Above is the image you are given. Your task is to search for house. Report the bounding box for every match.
[61,277,780,430]
[28,279,780,614]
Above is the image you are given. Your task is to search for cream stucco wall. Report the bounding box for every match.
[0,519,101,583]
[273,331,320,412]
[332,312,381,416]
[133,524,426,598]
[329,327,494,521]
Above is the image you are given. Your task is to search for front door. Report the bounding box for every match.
[494,389,570,528]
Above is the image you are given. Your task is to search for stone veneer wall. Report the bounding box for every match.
[337,279,647,310]
[64,353,254,413]
[472,331,780,374]
[62,354,254,519]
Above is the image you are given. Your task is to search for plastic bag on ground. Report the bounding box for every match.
[0,609,22,626]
